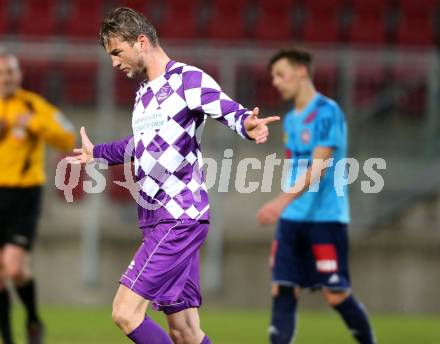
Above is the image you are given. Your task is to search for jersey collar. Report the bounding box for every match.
[293,92,321,117]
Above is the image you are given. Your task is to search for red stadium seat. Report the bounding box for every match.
[314,64,339,99]
[20,60,52,95]
[61,61,98,105]
[247,65,280,109]
[17,0,57,37]
[254,0,296,41]
[116,0,151,13]
[302,0,344,43]
[158,0,199,39]
[348,0,390,46]
[353,64,387,107]
[395,0,438,47]
[0,0,10,34]
[206,0,249,41]
[114,71,139,106]
[64,0,103,39]
[392,64,428,113]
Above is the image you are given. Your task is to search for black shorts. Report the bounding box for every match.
[0,186,42,251]
[271,219,351,291]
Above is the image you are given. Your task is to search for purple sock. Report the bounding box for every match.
[201,336,212,344]
[127,316,172,344]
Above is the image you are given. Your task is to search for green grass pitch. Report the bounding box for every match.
[11,306,440,343]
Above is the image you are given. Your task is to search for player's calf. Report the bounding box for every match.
[0,279,14,344]
[169,327,204,344]
[324,289,376,344]
[269,284,298,344]
[167,308,205,344]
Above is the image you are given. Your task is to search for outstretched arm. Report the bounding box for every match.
[182,67,279,142]
[67,127,133,165]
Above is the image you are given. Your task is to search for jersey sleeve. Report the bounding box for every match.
[315,105,344,149]
[181,66,252,140]
[24,95,75,151]
[93,136,134,166]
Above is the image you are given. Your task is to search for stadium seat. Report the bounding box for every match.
[302,0,344,43]
[64,0,104,39]
[353,64,387,107]
[253,0,296,41]
[158,0,199,39]
[348,0,390,46]
[245,65,280,109]
[206,0,249,41]
[20,60,52,95]
[61,61,98,105]
[0,0,10,34]
[197,63,219,81]
[114,71,139,106]
[392,64,428,114]
[314,64,339,99]
[115,0,150,12]
[395,0,438,46]
[17,0,58,37]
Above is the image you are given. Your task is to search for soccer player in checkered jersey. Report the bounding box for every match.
[67,7,279,344]
[257,48,376,344]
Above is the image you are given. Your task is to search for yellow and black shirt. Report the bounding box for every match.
[0,88,75,187]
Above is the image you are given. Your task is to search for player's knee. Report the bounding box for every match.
[271,284,300,299]
[271,283,280,297]
[322,289,350,307]
[112,305,139,333]
[5,263,26,284]
[169,325,202,344]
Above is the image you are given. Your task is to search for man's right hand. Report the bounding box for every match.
[66,126,94,164]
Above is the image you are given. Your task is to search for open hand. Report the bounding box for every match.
[66,126,94,164]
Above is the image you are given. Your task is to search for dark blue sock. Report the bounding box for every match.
[333,295,376,344]
[269,286,297,344]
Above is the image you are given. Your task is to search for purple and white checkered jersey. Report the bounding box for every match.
[93,60,252,227]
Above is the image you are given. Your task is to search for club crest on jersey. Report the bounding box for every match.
[157,85,172,102]
[301,128,311,144]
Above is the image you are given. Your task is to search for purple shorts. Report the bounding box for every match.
[119,219,209,314]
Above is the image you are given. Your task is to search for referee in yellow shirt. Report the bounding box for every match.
[0,49,75,344]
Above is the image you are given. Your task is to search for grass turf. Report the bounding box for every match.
[11,306,440,343]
